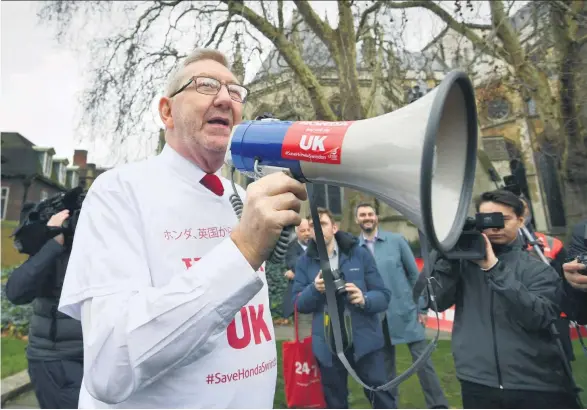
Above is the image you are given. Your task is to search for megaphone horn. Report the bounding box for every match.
[226,70,478,253]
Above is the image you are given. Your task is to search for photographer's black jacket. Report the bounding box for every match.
[566,219,587,324]
[5,239,83,361]
[429,239,567,392]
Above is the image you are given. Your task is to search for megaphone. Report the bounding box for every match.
[225,70,478,253]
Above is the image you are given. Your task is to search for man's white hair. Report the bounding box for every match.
[164,49,229,97]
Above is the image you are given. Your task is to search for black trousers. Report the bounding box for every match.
[460,380,580,409]
[28,359,83,409]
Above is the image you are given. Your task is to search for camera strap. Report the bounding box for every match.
[306,183,441,391]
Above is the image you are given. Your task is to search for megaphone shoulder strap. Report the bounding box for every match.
[307,183,441,392]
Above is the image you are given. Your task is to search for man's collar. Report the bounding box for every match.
[158,144,221,189]
[330,239,339,258]
[360,229,380,244]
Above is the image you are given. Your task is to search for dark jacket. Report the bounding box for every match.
[291,231,391,367]
[429,239,567,392]
[565,219,587,324]
[525,234,574,362]
[282,241,306,318]
[5,239,83,361]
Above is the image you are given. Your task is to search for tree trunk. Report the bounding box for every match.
[488,1,587,228]
[226,1,337,121]
[549,1,587,226]
[333,1,365,121]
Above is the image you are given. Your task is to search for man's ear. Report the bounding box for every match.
[158,97,174,128]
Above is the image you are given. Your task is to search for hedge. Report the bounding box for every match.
[1,267,32,338]
[265,260,289,320]
[0,256,293,337]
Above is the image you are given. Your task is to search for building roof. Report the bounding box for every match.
[1,132,34,149]
[1,146,44,177]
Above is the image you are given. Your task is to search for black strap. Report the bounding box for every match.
[307,183,441,391]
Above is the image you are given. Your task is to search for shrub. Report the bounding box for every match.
[1,267,32,338]
[265,260,288,320]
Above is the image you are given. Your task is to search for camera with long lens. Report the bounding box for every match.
[443,212,505,260]
[12,186,86,256]
[330,269,347,296]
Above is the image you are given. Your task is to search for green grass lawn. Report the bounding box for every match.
[1,337,28,379]
[273,339,587,409]
[1,335,586,408]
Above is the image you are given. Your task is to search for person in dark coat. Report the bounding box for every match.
[519,197,574,363]
[5,209,83,409]
[429,190,577,408]
[292,207,395,409]
[281,218,311,318]
[563,219,587,324]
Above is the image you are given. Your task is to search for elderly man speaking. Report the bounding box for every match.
[59,49,307,409]
[356,203,448,409]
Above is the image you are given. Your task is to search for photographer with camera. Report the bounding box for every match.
[562,219,587,324]
[291,207,395,409]
[5,209,83,409]
[428,190,576,408]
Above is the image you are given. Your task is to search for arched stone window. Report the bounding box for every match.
[486,98,510,120]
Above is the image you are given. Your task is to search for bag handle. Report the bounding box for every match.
[293,294,300,342]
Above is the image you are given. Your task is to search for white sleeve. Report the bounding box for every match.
[59,173,263,405]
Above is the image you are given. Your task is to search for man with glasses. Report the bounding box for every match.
[58,49,307,408]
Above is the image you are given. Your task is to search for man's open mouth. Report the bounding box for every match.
[207,117,230,126]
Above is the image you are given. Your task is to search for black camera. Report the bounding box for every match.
[12,186,86,256]
[330,269,347,296]
[577,254,587,275]
[444,212,505,260]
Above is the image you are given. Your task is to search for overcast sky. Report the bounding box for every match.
[1,1,524,167]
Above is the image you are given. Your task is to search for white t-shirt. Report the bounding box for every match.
[59,145,277,408]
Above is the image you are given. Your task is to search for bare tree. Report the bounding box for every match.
[38,1,397,148]
[395,0,587,225]
[42,0,586,226]
[37,0,421,228]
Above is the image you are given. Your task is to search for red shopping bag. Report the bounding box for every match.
[282,303,327,409]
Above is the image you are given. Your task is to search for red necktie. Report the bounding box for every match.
[200,173,224,196]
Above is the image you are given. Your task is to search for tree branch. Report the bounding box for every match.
[386,1,509,62]
[222,0,337,120]
[294,0,336,49]
[204,17,232,47]
[466,23,493,30]
[277,0,284,32]
[356,0,383,41]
